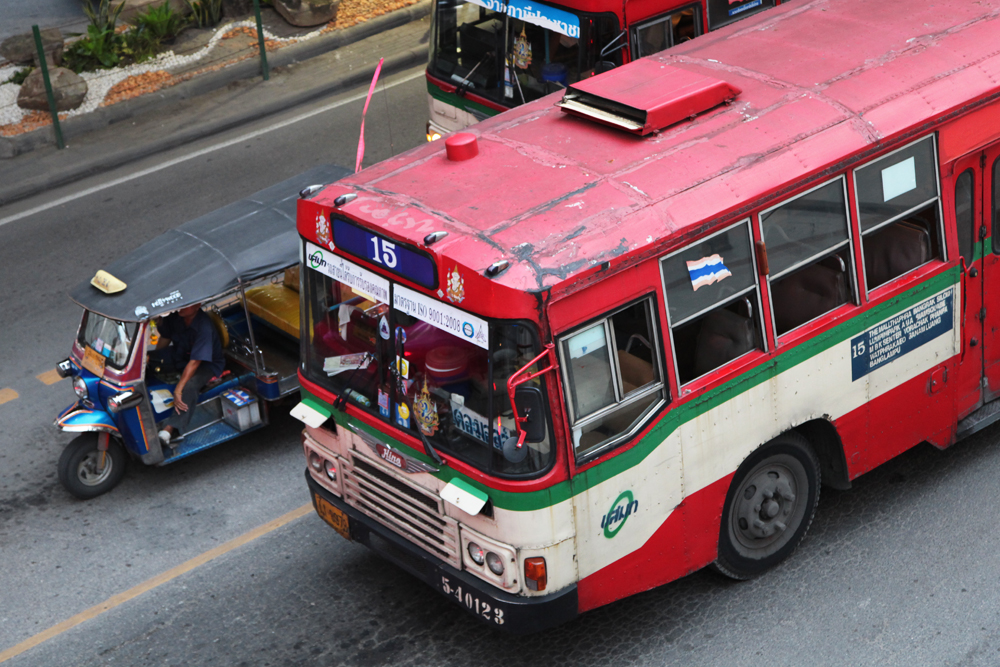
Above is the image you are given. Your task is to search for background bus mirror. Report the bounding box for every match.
[513,386,546,443]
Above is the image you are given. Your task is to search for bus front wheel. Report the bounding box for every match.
[713,431,820,580]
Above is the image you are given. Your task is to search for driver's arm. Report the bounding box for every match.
[173,359,201,412]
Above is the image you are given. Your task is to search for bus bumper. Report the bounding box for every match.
[306,471,579,634]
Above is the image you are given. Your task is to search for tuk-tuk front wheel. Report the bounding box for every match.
[58,434,127,500]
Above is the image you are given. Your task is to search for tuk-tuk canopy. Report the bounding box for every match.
[70,165,348,322]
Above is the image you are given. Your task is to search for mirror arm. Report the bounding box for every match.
[506,343,558,448]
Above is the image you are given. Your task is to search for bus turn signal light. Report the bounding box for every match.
[524,557,546,591]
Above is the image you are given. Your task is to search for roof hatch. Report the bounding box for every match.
[557,60,741,136]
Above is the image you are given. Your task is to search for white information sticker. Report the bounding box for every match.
[306,242,390,304]
[394,284,489,349]
[881,156,917,202]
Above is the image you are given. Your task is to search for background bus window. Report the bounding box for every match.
[559,297,666,460]
[630,6,701,59]
[661,221,764,385]
[761,177,854,336]
[854,135,943,290]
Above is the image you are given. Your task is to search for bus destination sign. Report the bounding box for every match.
[850,290,953,381]
[333,218,437,289]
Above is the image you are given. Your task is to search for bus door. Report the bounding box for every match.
[951,150,989,417]
[978,145,1000,401]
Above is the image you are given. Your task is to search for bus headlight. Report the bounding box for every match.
[486,551,504,576]
[468,542,485,565]
[325,458,337,481]
[308,451,323,472]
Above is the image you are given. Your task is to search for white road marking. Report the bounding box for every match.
[0,69,425,229]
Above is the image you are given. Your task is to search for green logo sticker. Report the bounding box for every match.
[309,250,324,269]
[601,490,638,539]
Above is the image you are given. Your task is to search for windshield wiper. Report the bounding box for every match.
[456,51,493,96]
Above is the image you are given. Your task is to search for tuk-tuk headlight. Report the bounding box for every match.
[73,376,88,400]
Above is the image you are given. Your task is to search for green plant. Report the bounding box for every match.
[2,67,33,85]
[186,0,223,28]
[64,23,124,71]
[133,1,189,43]
[121,27,162,63]
[82,0,126,33]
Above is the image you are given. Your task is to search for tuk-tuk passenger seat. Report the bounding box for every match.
[243,266,301,340]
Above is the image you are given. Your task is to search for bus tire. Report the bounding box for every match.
[713,431,820,580]
[58,434,127,500]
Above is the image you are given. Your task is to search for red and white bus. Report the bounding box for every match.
[294,0,1000,633]
[425,0,781,140]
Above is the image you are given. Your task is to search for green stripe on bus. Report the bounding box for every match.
[427,81,501,120]
[306,267,959,512]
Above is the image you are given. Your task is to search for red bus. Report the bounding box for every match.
[295,0,1000,633]
[425,0,781,140]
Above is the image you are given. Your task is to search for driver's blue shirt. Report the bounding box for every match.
[159,311,225,378]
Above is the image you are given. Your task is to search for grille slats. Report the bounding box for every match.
[343,451,461,568]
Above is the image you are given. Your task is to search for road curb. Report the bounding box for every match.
[0,45,427,207]
[0,0,430,162]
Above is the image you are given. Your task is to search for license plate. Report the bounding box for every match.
[314,494,350,540]
[81,346,106,377]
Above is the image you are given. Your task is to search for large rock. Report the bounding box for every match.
[16,68,88,112]
[0,29,63,67]
[119,0,190,24]
[273,0,340,27]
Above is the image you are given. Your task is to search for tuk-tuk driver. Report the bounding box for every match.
[152,303,225,445]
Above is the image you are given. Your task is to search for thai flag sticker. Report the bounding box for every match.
[686,254,732,291]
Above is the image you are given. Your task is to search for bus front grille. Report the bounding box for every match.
[343,454,461,569]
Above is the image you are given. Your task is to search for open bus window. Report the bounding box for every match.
[559,297,666,460]
[761,177,855,336]
[630,6,701,59]
[854,135,943,291]
[661,220,764,385]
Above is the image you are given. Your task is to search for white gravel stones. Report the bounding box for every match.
[0,20,329,129]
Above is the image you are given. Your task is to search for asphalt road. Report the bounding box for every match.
[1,0,87,42]
[4,64,1000,666]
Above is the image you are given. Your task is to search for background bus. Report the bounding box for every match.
[425,0,781,140]
[295,0,1000,633]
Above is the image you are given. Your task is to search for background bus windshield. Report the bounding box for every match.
[303,258,553,477]
[429,0,621,106]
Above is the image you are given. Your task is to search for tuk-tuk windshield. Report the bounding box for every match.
[79,312,140,369]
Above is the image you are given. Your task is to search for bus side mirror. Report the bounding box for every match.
[513,386,546,444]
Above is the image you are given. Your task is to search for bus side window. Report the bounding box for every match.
[955,169,975,267]
[660,220,764,385]
[854,135,944,291]
[761,177,854,337]
[630,6,701,59]
[993,156,1000,255]
[559,297,667,460]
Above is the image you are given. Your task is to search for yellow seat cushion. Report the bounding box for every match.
[244,283,300,339]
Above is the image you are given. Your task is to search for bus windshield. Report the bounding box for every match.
[429,0,621,107]
[302,248,553,477]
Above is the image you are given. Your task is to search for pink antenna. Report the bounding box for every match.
[356,58,385,173]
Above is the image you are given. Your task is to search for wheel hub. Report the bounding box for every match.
[732,459,805,555]
[77,450,113,487]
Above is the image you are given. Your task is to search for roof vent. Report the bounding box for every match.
[445,133,479,161]
[557,60,740,136]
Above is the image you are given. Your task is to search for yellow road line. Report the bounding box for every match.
[0,503,314,664]
[37,370,64,386]
[0,388,18,406]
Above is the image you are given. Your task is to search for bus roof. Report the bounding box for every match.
[317,0,1000,295]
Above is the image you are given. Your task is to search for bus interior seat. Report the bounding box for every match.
[243,267,301,340]
[693,307,755,377]
[771,261,848,334]
[617,350,654,394]
[864,220,931,288]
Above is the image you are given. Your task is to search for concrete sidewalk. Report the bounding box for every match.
[0,3,430,207]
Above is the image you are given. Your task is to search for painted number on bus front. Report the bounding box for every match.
[369,237,398,268]
[852,340,865,358]
[440,576,504,624]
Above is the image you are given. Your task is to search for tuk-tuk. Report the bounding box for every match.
[53,165,348,499]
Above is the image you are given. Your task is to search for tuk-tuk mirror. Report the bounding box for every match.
[108,390,143,414]
[513,386,546,444]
